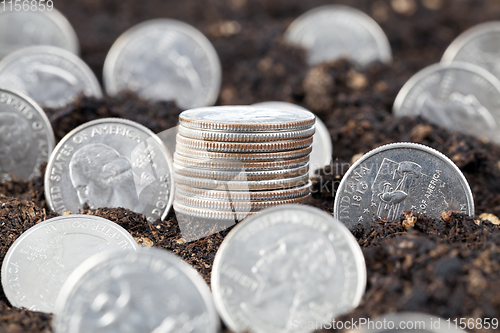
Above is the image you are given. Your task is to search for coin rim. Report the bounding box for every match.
[53,247,220,333]
[44,117,175,221]
[310,116,332,177]
[0,45,101,98]
[333,142,475,224]
[103,18,221,109]
[1,214,139,313]
[211,204,367,332]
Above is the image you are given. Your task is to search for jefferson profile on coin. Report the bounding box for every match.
[69,143,142,211]
[0,113,31,177]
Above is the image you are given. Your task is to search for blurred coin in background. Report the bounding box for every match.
[393,62,500,143]
[285,5,392,67]
[1,215,138,314]
[252,101,332,177]
[103,19,221,110]
[0,9,79,58]
[443,21,500,81]
[0,46,101,108]
[0,86,54,181]
[54,248,220,333]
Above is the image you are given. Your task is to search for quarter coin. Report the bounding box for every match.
[211,205,366,333]
[103,19,221,110]
[44,118,175,223]
[54,248,220,333]
[442,21,500,81]
[1,214,138,314]
[284,5,392,66]
[0,46,101,108]
[0,86,54,181]
[334,142,474,229]
[393,62,500,143]
[0,9,79,58]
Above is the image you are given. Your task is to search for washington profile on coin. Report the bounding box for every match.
[0,9,79,58]
[53,248,220,333]
[1,215,138,314]
[393,62,500,143]
[103,19,221,109]
[334,143,474,230]
[45,118,175,223]
[211,205,366,333]
[285,5,392,67]
[0,46,101,108]
[0,86,54,181]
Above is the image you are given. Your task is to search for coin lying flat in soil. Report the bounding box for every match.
[334,142,474,230]
[211,205,366,333]
[284,5,392,67]
[44,118,174,223]
[0,9,79,58]
[1,214,138,314]
[54,248,220,333]
[103,19,221,110]
[0,86,54,181]
[393,62,500,144]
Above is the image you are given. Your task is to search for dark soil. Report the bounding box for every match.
[1,0,500,332]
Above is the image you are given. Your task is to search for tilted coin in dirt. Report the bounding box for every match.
[44,118,175,223]
[334,143,474,230]
[350,312,466,332]
[0,46,101,108]
[393,62,500,143]
[1,214,138,314]
[211,205,366,333]
[0,86,54,181]
[252,101,332,177]
[54,248,220,333]
[179,105,315,132]
[284,5,392,67]
[0,9,79,58]
[442,21,500,81]
[103,19,221,110]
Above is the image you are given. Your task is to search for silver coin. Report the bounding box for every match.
[179,105,316,132]
[211,204,366,333]
[44,118,175,223]
[252,102,332,177]
[442,21,500,81]
[174,201,256,221]
[0,86,54,181]
[103,19,221,110]
[350,312,466,332]
[284,5,392,67]
[393,62,500,143]
[0,9,79,58]
[334,142,474,230]
[1,214,138,314]
[54,248,220,333]
[0,46,101,108]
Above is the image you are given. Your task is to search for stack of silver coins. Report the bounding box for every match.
[172,106,315,221]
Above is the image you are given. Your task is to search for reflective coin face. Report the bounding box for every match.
[0,86,54,181]
[334,143,474,230]
[45,118,175,223]
[0,9,79,58]
[54,248,220,333]
[442,22,500,81]
[0,46,101,108]
[252,102,332,177]
[103,19,221,110]
[211,205,366,333]
[1,215,138,314]
[393,62,500,143]
[285,5,392,67]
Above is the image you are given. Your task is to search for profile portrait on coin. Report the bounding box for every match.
[69,143,143,211]
[240,230,336,329]
[123,33,202,108]
[0,113,31,176]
